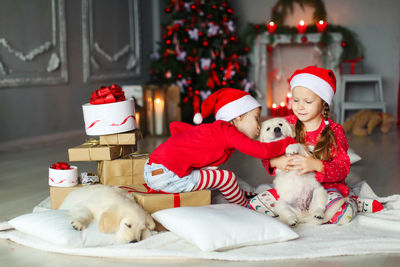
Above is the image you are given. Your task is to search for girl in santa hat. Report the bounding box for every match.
[144,88,296,207]
[249,66,383,224]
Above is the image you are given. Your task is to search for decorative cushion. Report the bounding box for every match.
[348,148,362,164]
[8,210,117,248]
[152,204,299,252]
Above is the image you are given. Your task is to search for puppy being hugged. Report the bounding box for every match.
[59,184,155,243]
[259,118,345,226]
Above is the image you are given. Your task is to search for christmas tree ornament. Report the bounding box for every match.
[301,36,308,43]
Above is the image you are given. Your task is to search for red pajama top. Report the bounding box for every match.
[262,115,351,196]
[149,120,296,178]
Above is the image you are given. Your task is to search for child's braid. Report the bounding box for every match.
[313,102,337,160]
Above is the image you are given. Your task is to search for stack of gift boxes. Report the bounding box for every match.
[48,84,210,230]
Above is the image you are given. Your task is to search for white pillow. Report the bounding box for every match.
[152,204,298,252]
[8,210,117,248]
[348,148,362,164]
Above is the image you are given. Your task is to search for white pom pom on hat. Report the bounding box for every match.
[289,66,336,105]
[193,88,261,124]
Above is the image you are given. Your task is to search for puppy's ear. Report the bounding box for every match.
[99,211,121,233]
[289,123,296,138]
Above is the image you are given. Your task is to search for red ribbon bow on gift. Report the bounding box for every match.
[89,84,126,105]
[50,162,71,170]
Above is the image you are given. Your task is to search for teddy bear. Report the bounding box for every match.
[342,109,397,137]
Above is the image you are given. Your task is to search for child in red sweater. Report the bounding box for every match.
[144,88,296,206]
[249,66,384,224]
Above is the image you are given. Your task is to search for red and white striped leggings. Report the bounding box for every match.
[193,170,252,206]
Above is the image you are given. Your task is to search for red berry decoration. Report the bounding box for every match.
[267,45,274,53]
[301,36,308,43]
[341,41,348,48]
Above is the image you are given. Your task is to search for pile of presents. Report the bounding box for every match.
[48,84,210,230]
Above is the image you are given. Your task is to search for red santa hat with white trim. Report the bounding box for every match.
[193,88,261,124]
[289,66,336,105]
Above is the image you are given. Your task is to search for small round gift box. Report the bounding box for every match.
[48,163,78,187]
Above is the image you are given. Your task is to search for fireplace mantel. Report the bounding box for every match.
[250,33,343,119]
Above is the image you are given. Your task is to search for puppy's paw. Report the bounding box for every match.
[285,144,299,156]
[312,208,325,220]
[71,220,88,231]
[287,217,298,227]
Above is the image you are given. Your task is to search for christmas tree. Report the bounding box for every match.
[150,0,254,123]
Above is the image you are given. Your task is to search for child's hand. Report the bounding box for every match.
[270,155,293,172]
[286,154,323,175]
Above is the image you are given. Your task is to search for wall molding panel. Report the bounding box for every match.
[0,0,68,88]
[82,0,141,83]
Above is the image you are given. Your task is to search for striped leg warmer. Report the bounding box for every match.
[193,170,248,206]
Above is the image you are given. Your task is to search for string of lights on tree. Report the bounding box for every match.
[149,0,254,123]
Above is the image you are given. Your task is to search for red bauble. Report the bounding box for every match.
[177,74,182,79]
[165,7,171,13]
[166,39,172,45]
[203,40,209,46]
[341,41,348,48]
[191,4,196,10]
[230,36,236,41]
[244,47,249,52]
[222,81,227,85]
[220,66,224,71]
[187,79,192,84]
[254,24,261,30]
[301,36,308,43]
[198,31,203,37]
[212,5,217,9]
[222,2,228,7]
[211,63,217,69]
[162,34,166,39]
[229,80,234,84]
[184,38,189,43]
[227,8,234,14]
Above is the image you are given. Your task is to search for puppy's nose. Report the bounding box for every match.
[274,127,281,133]
[130,240,137,244]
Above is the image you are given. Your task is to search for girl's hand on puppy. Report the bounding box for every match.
[270,155,293,172]
[286,154,323,175]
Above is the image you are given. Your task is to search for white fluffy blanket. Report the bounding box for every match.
[1,181,400,261]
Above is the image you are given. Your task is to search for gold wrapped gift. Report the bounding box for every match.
[99,130,142,145]
[68,139,135,161]
[120,184,211,231]
[98,153,148,185]
[49,184,86,209]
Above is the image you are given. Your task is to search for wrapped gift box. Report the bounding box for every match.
[50,184,86,209]
[82,99,137,136]
[340,61,363,75]
[68,140,134,161]
[120,184,211,231]
[98,154,148,185]
[48,165,78,187]
[99,130,141,145]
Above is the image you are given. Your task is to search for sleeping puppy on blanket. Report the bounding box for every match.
[59,184,155,243]
[259,118,345,226]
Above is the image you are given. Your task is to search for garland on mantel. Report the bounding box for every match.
[241,0,364,65]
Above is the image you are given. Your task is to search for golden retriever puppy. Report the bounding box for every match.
[259,117,344,226]
[59,184,155,243]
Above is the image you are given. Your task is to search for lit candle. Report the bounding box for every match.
[316,20,327,32]
[154,98,164,135]
[135,111,140,129]
[279,101,287,116]
[286,92,292,106]
[271,103,278,117]
[297,20,307,34]
[266,21,277,34]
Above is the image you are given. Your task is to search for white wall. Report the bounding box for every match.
[231,0,400,117]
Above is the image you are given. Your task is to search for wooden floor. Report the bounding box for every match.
[1,127,400,266]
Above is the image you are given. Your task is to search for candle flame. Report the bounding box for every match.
[269,21,275,26]
[280,102,285,107]
[287,92,292,98]
[299,20,305,25]
[272,103,277,108]
[155,98,161,104]
[319,20,324,24]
